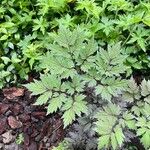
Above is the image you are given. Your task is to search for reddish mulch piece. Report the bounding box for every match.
[0,103,9,115]
[0,89,65,150]
[3,87,24,100]
[0,117,7,134]
[7,116,22,129]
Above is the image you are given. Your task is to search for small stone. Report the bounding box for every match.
[0,136,3,143]
[4,142,20,150]
[24,106,32,114]
[35,134,42,142]
[45,143,50,148]
[38,142,44,150]
[0,118,7,134]
[2,130,14,144]
[26,127,33,135]
[8,116,22,129]
[23,123,32,132]
[5,110,13,117]
[0,103,9,115]
[41,120,51,137]
[0,143,4,149]
[43,136,48,143]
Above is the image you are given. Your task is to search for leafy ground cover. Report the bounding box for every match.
[0,0,150,150]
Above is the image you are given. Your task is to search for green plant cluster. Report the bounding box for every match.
[25,26,128,127]
[25,27,150,150]
[0,0,150,149]
[16,133,24,145]
[51,78,150,150]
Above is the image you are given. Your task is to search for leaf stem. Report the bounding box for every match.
[122,25,137,47]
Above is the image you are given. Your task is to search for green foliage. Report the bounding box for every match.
[25,74,88,127]
[94,78,150,150]
[123,78,150,149]
[16,133,24,145]
[25,26,150,149]
[52,140,69,150]
[25,27,127,128]
[65,104,97,150]
[36,0,68,15]
[1,0,150,149]
[33,17,48,34]
[95,104,125,150]
[76,0,103,19]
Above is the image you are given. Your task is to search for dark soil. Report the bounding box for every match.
[0,88,65,150]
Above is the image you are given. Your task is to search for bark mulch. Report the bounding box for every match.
[0,87,65,150]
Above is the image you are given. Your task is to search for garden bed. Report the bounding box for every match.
[0,88,64,150]
[0,0,150,149]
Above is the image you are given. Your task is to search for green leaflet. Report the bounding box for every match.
[24,74,61,96]
[94,42,127,100]
[96,43,127,76]
[122,79,150,149]
[97,135,109,149]
[62,108,76,128]
[111,132,118,150]
[123,112,136,130]
[62,95,88,127]
[95,77,127,101]
[33,17,48,34]
[141,79,150,97]
[72,95,88,116]
[36,0,67,15]
[123,78,150,104]
[34,91,52,105]
[136,115,150,149]
[99,17,115,36]
[123,77,141,102]
[143,13,150,27]
[47,94,66,114]
[52,140,69,150]
[127,27,149,52]
[114,126,125,147]
[25,80,47,95]
[95,104,125,150]
[76,0,102,19]
[140,132,150,149]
